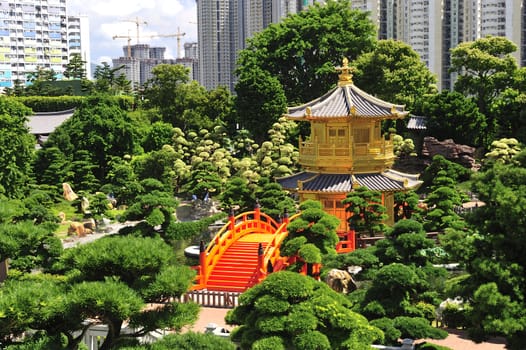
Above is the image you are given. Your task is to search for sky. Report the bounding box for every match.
[68,0,198,66]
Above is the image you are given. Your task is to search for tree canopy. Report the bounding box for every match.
[226,271,383,349]
[0,97,35,198]
[235,0,376,138]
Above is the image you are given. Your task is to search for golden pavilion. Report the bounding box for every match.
[277,58,422,233]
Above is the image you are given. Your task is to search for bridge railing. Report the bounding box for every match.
[191,207,280,290]
[257,212,301,281]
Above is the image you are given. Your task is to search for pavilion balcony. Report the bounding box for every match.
[299,140,394,169]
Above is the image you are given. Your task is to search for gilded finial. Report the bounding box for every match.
[351,175,360,189]
[305,106,312,117]
[336,57,354,86]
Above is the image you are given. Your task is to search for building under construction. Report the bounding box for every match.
[112,19,197,89]
[112,43,198,89]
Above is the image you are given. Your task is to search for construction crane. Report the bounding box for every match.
[112,31,133,58]
[121,17,147,44]
[145,27,186,59]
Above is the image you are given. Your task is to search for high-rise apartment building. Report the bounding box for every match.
[0,0,90,89]
[197,0,241,91]
[67,14,90,78]
[197,0,310,91]
[356,0,526,90]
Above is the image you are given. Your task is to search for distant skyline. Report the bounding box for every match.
[68,0,198,66]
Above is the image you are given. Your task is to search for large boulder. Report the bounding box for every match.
[421,137,479,170]
[325,268,357,294]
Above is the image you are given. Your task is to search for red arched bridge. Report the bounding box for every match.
[190,207,356,293]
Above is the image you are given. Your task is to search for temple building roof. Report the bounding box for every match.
[285,58,409,121]
[277,169,422,193]
[407,115,427,130]
[27,108,76,135]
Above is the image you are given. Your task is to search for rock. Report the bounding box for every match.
[83,218,96,231]
[421,137,480,170]
[326,268,357,294]
[68,222,85,237]
[62,183,78,201]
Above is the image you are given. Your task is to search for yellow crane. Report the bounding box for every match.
[145,27,186,58]
[122,17,147,44]
[112,32,133,58]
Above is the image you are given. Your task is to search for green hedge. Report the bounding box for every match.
[15,95,135,112]
[166,212,227,241]
[15,96,84,112]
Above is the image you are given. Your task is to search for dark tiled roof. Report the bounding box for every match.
[279,171,423,193]
[277,172,317,190]
[286,84,407,119]
[27,108,75,135]
[407,115,427,130]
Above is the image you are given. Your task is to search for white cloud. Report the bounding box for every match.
[69,0,197,65]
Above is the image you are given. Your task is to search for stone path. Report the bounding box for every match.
[62,222,134,249]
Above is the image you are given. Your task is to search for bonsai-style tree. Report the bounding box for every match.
[226,271,383,349]
[280,200,340,269]
[343,186,388,237]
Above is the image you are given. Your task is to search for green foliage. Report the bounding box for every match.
[256,180,297,221]
[442,303,469,329]
[298,243,322,264]
[282,200,339,260]
[237,0,376,104]
[450,36,518,121]
[38,95,139,191]
[93,62,132,96]
[491,80,526,142]
[392,134,417,157]
[393,316,447,340]
[142,121,176,152]
[443,150,526,347]
[0,97,35,198]
[421,155,472,189]
[343,186,388,236]
[235,64,287,143]
[0,217,62,272]
[483,137,522,166]
[226,271,383,350]
[15,96,84,111]
[322,246,380,280]
[369,318,401,345]
[376,220,434,266]
[360,263,434,321]
[353,39,436,112]
[418,91,488,147]
[417,344,454,350]
[183,161,223,199]
[118,332,236,350]
[164,212,227,242]
[132,145,181,192]
[219,176,255,212]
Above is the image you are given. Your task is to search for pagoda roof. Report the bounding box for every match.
[277,169,422,193]
[286,85,408,120]
[285,59,408,120]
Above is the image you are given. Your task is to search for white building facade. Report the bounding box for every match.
[357,0,526,90]
[0,0,90,88]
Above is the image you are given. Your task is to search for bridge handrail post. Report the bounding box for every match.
[199,240,207,285]
[257,243,265,280]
